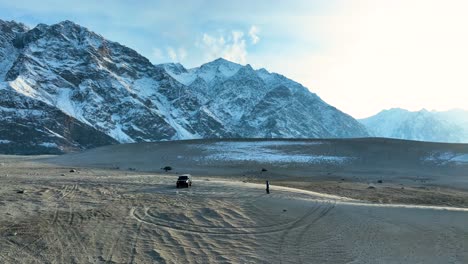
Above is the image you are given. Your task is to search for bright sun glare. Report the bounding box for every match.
[304,0,468,118]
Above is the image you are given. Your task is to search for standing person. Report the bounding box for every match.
[266,180,270,194]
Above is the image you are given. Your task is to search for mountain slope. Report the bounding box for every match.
[0,19,368,154]
[360,108,468,143]
[0,83,118,154]
[160,59,368,138]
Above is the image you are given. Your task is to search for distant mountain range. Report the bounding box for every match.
[360,108,468,143]
[0,19,368,154]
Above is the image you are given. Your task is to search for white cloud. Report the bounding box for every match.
[167,47,177,61]
[248,25,260,44]
[200,30,247,64]
[166,46,187,62]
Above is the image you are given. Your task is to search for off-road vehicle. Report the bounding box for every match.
[176,174,192,188]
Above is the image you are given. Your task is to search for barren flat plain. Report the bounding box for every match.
[1,138,468,263]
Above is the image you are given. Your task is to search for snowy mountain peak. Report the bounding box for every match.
[256,68,270,74]
[360,108,468,143]
[57,20,80,27]
[52,20,102,40]
[206,57,239,67]
[0,19,29,33]
[161,58,245,86]
[381,107,407,113]
[160,62,188,75]
[231,63,257,78]
[198,57,240,72]
[196,58,242,82]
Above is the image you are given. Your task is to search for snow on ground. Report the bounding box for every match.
[0,140,11,144]
[192,141,352,164]
[424,152,468,165]
[452,154,468,163]
[38,142,58,148]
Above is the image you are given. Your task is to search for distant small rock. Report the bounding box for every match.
[16,190,25,194]
[69,169,77,173]
[61,174,66,176]
[377,180,383,184]
[162,166,172,172]
[261,168,268,172]
[7,232,17,237]
[367,185,376,189]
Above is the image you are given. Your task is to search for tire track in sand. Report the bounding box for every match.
[278,201,334,264]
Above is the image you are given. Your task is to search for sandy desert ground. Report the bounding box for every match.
[1,138,468,263]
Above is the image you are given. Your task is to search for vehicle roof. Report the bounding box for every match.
[177,174,191,177]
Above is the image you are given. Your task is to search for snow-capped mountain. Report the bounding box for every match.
[0,19,368,154]
[360,108,468,143]
[161,59,367,138]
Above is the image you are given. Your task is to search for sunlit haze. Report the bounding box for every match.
[1,0,466,118]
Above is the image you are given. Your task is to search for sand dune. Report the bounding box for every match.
[1,139,468,263]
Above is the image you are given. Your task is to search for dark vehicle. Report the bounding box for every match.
[176,174,192,188]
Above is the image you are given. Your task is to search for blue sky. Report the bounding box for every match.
[1,0,467,118]
[0,0,331,67]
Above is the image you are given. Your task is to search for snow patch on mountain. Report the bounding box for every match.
[9,77,40,99]
[44,128,65,139]
[162,64,196,86]
[108,125,134,143]
[132,78,159,97]
[55,88,92,126]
